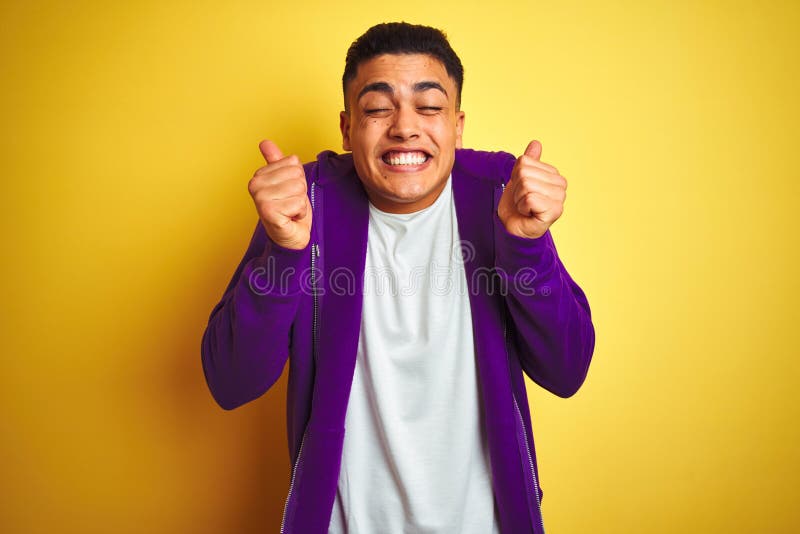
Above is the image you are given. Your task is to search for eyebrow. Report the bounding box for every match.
[357,80,448,101]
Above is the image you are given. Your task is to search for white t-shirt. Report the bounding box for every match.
[328,176,500,534]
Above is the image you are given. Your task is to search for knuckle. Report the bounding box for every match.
[267,201,286,219]
[281,196,303,218]
[286,180,303,196]
[519,191,535,207]
[290,165,306,181]
[247,177,260,195]
[252,189,268,205]
[518,175,535,191]
[257,197,274,214]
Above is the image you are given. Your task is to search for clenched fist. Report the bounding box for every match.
[498,140,568,239]
[248,140,312,250]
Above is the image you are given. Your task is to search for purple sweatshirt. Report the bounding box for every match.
[201,148,595,533]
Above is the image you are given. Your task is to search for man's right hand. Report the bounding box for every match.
[249,140,312,250]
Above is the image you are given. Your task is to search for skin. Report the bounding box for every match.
[340,53,465,214]
[249,54,569,249]
[497,139,568,239]
[249,140,312,251]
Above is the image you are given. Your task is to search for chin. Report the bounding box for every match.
[387,181,431,200]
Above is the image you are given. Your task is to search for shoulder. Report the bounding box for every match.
[453,148,517,186]
[303,150,355,185]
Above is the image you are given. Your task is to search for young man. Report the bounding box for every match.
[201,22,595,534]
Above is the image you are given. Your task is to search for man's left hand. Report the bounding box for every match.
[498,140,568,239]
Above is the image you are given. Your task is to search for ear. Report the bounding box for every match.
[340,110,352,151]
[455,110,465,149]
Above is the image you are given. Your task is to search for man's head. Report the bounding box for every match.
[342,22,464,111]
[340,22,466,214]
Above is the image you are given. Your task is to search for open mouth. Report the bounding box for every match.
[381,150,432,166]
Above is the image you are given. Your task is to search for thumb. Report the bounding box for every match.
[259,139,284,164]
[523,139,542,161]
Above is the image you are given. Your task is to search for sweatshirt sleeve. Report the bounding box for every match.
[201,220,310,410]
[494,217,596,398]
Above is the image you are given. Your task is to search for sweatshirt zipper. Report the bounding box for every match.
[504,314,546,534]
[500,182,545,534]
[279,181,319,534]
[279,429,306,534]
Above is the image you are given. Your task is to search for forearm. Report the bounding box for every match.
[201,221,310,410]
[494,219,595,398]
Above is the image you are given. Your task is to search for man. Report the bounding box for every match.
[201,22,595,534]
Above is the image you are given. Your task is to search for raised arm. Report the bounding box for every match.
[201,224,309,409]
[201,140,313,410]
[494,226,595,397]
[495,140,595,397]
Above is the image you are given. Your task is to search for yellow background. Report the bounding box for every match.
[2,0,797,532]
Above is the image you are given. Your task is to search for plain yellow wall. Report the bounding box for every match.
[2,1,797,532]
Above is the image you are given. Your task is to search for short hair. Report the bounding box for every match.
[342,22,464,110]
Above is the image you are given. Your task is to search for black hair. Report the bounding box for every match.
[342,22,464,110]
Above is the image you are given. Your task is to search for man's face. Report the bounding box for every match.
[340,53,465,214]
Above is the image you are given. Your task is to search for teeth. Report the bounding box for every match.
[386,151,427,166]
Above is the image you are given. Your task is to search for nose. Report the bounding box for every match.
[388,104,420,141]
